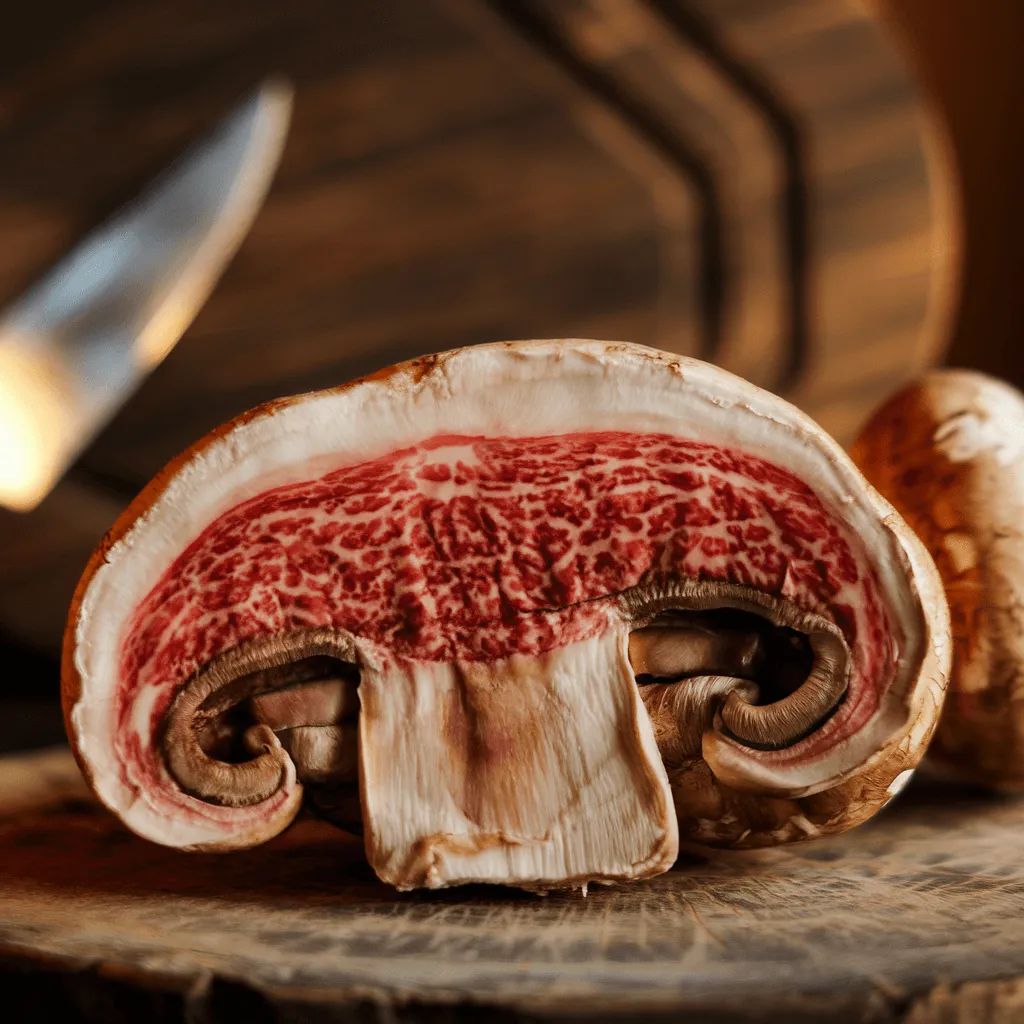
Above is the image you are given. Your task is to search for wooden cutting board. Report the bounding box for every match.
[0,0,955,658]
[0,747,1019,1023]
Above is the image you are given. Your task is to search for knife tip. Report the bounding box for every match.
[258,76,295,121]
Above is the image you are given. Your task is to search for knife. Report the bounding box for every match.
[0,79,292,513]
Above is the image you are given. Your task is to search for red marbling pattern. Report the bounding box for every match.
[115,432,895,812]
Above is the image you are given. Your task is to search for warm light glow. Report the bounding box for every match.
[0,344,79,512]
[134,297,201,370]
[0,83,293,513]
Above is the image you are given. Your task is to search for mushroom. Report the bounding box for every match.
[64,340,950,890]
[852,368,1024,789]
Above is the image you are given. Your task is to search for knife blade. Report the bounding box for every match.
[0,79,292,512]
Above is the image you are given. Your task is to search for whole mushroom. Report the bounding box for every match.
[64,340,950,891]
[853,369,1024,789]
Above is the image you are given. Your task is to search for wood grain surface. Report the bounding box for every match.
[0,747,1021,1023]
[0,0,953,658]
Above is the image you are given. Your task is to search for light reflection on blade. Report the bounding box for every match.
[0,79,292,512]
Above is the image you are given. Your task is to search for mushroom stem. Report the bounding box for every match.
[719,628,849,749]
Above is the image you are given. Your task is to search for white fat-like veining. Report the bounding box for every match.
[72,340,927,837]
[358,628,677,889]
[130,684,161,739]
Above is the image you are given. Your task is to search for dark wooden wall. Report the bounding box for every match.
[873,0,1024,391]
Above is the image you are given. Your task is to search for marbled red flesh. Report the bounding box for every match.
[117,431,894,809]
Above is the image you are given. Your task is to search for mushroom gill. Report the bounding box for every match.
[163,628,362,831]
[627,604,849,763]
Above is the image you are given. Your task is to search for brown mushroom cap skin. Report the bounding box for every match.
[852,368,1024,789]
[62,340,951,886]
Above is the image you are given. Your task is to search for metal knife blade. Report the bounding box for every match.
[0,79,292,512]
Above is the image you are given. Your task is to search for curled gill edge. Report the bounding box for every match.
[619,578,851,751]
[161,626,358,808]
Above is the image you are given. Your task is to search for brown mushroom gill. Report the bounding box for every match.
[627,606,849,762]
[162,631,363,828]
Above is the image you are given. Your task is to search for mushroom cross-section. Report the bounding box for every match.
[64,340,950,890]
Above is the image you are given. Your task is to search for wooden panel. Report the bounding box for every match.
[680,0,957,442]
[868,0,1024,393]
[504,0,792,389]
[0,0,953,656]
[0,483,121,653]
[0,748,1021,1021]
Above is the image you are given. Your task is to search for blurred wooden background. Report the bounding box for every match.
[0,0,1018,724]
[870,0,1024,389]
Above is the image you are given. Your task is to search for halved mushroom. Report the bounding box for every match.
[853,369,1024,789]
[64,340,950,889]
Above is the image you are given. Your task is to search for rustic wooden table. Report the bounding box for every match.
[0,747,1021,1023]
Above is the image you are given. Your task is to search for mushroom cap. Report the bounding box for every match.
[852,368,1024,789]
[63,340,950,882]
